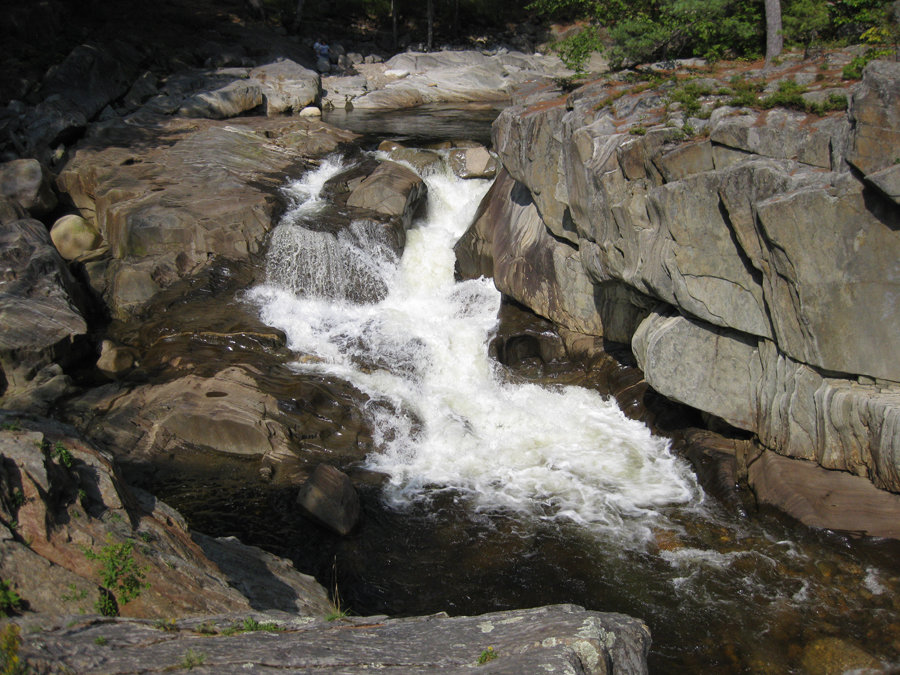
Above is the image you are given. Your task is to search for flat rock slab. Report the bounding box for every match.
[17,604,650,675]
[748,450,900,538]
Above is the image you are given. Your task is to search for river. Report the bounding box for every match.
[149,109,900,675]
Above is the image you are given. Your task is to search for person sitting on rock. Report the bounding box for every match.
[314,38,330,60]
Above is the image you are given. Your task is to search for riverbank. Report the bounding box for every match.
[3,2,900,672]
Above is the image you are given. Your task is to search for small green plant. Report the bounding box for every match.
[81,536,149,617]
[9,491,24,510]
[195,621,218,635]
[0,624,25,675]
[155,618,179,632]
[668,80,713,117]
[50,442,74,468]
[0,580,22,618]
[180,649,207,670]
[107,512,124,523]
[138,532,152,543]
[478,647,498,665]
[94,636,108,646]
[326,559,350,621]
[95,590,117,617]
[61,583,88,604]
[629,126,647,136]
[242,617,282,632]
[0,421,20,432]
[222,617,284,635]
[762,79,808,110]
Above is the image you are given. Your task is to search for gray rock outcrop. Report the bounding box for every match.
[351,51,572,109]
[0,218,88,413]
[458,59,900,533]
[0,412,333,619]
[55,115,357,320]
[13,604,650,675]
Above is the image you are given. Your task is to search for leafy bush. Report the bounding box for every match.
[669,81,714,116]
[726,75,764,107]
[0,624,25,675]
[0,580,22,618]
[50,442,74,468]
[82,536,149,616]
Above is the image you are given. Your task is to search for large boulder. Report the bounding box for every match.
[0,159,58,215]
[0,218,88,412]
[250,59,320,114]
[352,50,572,110]
[345,160,426,230]
[848,60,900,176]
[50,213,102,260]
[178,79,265,118]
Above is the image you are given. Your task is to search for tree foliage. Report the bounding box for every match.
[528,0,898,70]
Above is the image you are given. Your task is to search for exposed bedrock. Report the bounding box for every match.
[459,59,900,533]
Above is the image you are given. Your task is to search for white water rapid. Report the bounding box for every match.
[248,154,703,548]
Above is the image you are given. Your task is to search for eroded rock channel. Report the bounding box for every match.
[2,19,900,673]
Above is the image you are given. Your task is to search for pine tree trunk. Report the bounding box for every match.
[765,0,783,69]
[292,0,305,31]
[391,0,398,50]
[427,0,434,51]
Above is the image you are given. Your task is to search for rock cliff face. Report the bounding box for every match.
[458,58,900,532]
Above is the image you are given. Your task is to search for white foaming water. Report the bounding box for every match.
[249,154,703,546]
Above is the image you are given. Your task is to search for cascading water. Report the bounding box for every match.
[251,154,702,548]
[228,149,900,675]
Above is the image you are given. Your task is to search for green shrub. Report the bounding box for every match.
[50,442,74,468]
[0,580,22,618]
[82,536,149,617]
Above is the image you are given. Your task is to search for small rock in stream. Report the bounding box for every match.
[296,463,361,535]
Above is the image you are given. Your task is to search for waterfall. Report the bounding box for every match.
[249,152,703,548]
[264,158,401,303]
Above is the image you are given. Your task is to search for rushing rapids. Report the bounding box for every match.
[146,147,900,675]
[252,156,701,544]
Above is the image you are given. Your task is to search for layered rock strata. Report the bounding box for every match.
[458,59,900,534]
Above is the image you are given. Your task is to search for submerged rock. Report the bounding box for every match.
[296,464,361,535]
